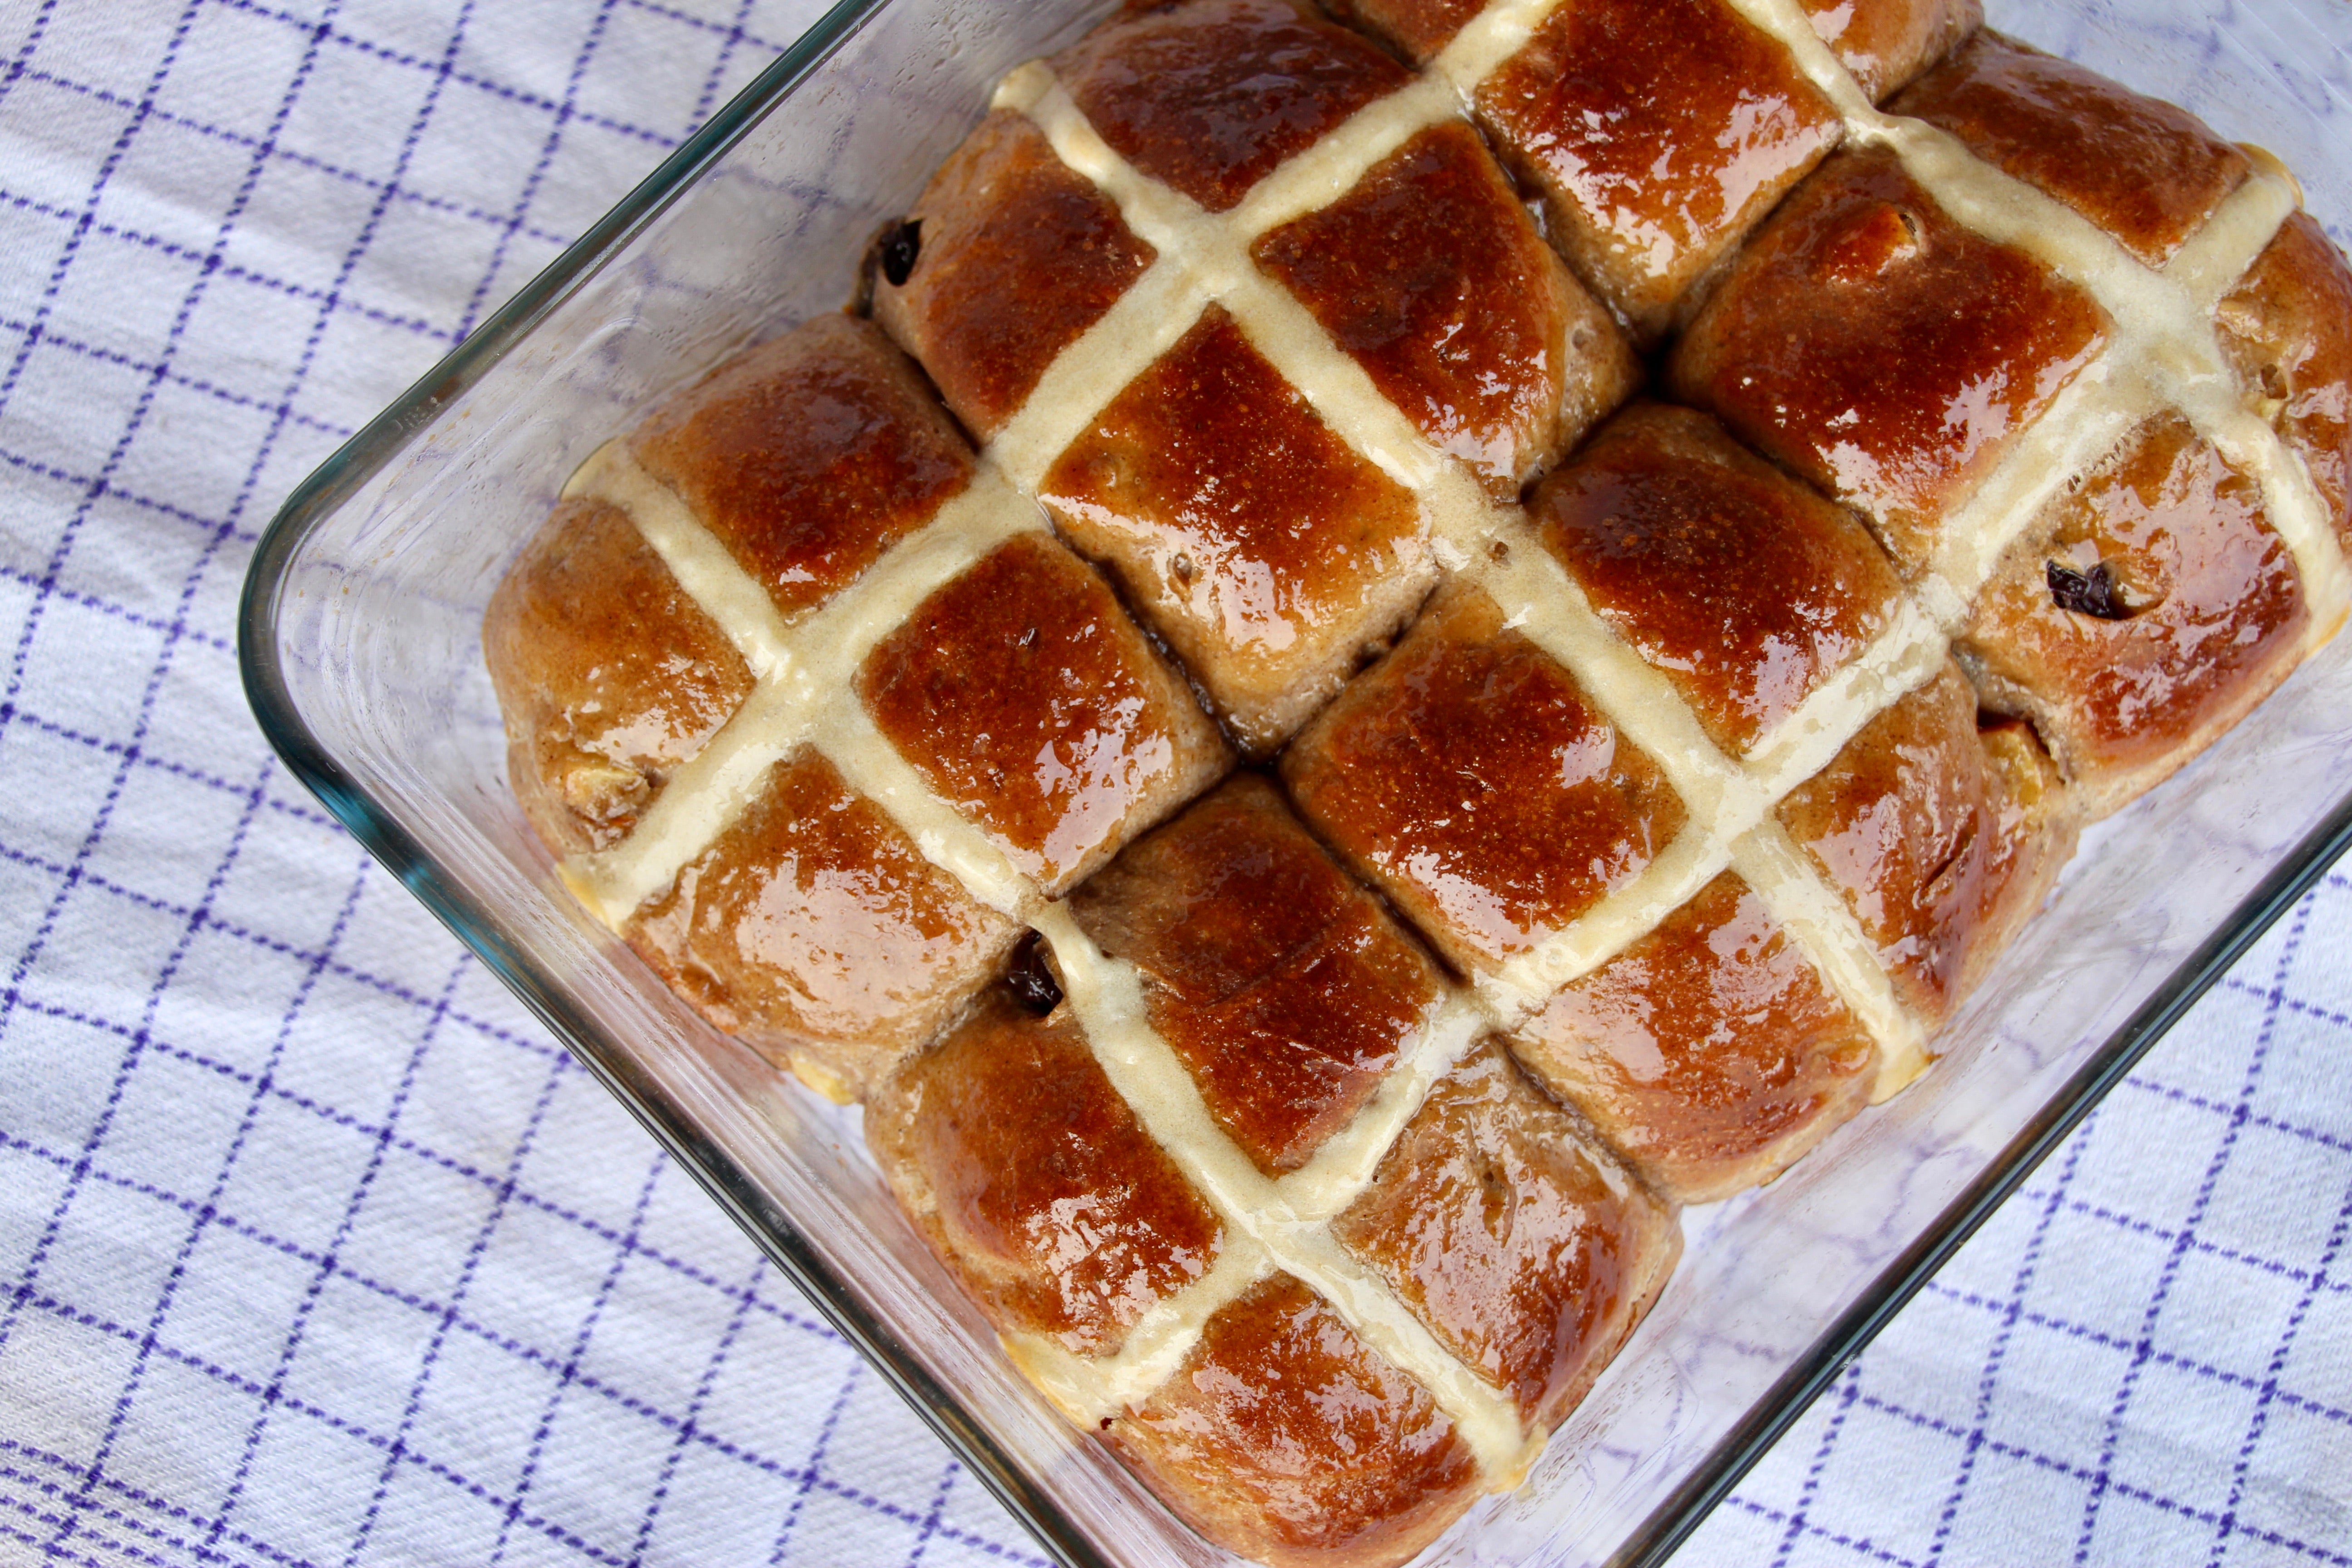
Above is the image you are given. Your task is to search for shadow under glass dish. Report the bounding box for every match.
[238,0,2352,1562]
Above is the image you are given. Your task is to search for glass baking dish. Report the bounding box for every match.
[236,0,2352,1563]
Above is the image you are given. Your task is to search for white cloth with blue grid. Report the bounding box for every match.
[0,1,2346,1565]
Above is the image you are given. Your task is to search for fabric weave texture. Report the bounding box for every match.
[0,1,2345,1565]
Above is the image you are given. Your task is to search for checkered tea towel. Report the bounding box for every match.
[0,2,2345,1565]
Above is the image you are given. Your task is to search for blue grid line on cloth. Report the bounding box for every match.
[39,855,377,1564]
[2073,900,2312,1561]
[0,575,253,662]
[0,64,580,256]
[1730,1376,2352,1568]
[1689,871,2352,1566]
[1918,1276,2352,1430]
[0,1,2346,1566]
[0,1180,865,1531]
[0,308,358,444]
[2,3,1011,1568]
[1,447,268,543]
[197,0,746,155]
[2,0,1058,1542]
[2212,1195,2352,1567]
[0,931,1011,1561]
[2,1247,1044,1565]
[0,190,455,346]
[0,872,904,1343]
[768,1363,871,1566]
[0,0,356,1371]
[185,944,472,1566]
[337,1038,596,1568]
[443,0,592,346]
[1918,1127,2096,1567]
[0,1121,837,1357]
[614,1245,771,1568]
[487,1152,668,1568]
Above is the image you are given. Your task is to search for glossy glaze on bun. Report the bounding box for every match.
[485,3,2352,1560]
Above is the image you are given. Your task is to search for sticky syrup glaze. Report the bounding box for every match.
[1512,871,1878,1205]
[867,990,1229,1357]
[1107,1274,1480,1568]
[1671,148,2109,575]
[2219,211,2352,551]
[1331,1041,1681,1425]
[1282,585,1689,974]
[857,533,1228,896]
[1773,664,2060,1025]
[1798,0,1980,103]
[629,316,973,620]
[1961,413,2307,797]
[874,112,1158,442]
[1071,776,1445,1176]
[1475,0,1843,342]
[1532,403,1905,756]
[1040,307,1430,755]
[483,498,753,855]
[628,750,1016,1100]
[1316,0,1485,64]
[1893,30,2249,269]
[1252,120,1622,496]
[1055,0,1411,214]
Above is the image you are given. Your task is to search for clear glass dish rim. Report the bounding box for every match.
[231,3,2352,1563]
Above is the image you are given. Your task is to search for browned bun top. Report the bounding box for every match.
[487,0,2352,1559]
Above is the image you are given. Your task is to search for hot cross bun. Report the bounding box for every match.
[485,0,2352,1560]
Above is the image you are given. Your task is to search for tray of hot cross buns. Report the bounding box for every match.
[242,0,2352,1563]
